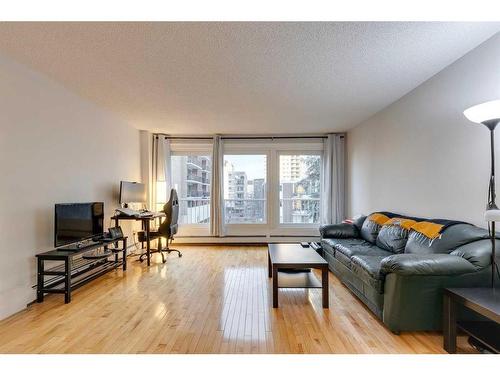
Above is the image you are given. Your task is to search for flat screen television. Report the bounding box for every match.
[119,181,146,205]
[54,202,104,247]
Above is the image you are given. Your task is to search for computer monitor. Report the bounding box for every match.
[119,181,146,205]
[54,202,104,247]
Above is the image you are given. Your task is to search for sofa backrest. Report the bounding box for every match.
[362,211,489,255]
[360,211,415,247]
[405,223,489,254]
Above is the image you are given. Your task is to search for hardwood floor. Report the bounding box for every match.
[0,245,475,354]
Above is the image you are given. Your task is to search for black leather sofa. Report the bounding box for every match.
[320,212,497,333]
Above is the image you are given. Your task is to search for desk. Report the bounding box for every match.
[112,213,165,266]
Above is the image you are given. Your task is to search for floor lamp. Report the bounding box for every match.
[464,99,500,288]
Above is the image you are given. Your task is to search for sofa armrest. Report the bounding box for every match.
[319,223,359,239]
[450,238,496,269]
[380,254,477,276]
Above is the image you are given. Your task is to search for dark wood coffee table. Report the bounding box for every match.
[443,288,499,353]
[268,243,329,308]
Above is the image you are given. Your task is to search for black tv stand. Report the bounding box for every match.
[58,240,96,251]
[35,237,127,304]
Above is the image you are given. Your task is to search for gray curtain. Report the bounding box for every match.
[210,135,225,236]
[321,133,346,224]
[152,135,171,207]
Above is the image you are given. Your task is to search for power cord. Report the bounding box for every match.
[487,221,500,283]
[108,216,143,258]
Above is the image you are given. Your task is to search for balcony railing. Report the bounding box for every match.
[280,198,320,224]
[156,197,319,225]
[187,156,211,172]
[224,198,266,224]
[178,198,210,224]
[186,175,211,184]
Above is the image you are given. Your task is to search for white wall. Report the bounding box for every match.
[347,33,500,227]
[0,54,141,320]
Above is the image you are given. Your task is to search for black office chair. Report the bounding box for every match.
[139,189,182,263]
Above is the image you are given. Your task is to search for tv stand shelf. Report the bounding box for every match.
[35,237,127,304]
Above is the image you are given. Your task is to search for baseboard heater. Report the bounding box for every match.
[175,235,267,239]
[269,235,320,238]
[174,235,317,239]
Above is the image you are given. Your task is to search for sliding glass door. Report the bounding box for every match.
[222,151,269,235]
[167,140,213,236]
[279,154,321,224]
[171,154,211,225]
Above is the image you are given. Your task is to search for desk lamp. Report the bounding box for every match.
[464,99,500,288]
[156,181,168,210]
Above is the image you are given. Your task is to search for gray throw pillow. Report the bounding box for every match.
[360,214,389,244]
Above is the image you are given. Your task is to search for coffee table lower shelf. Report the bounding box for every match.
[457,321,499,353]
[277,270,322,288]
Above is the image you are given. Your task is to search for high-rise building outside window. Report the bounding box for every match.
[170,154,211,225]
[279,154,321,224]
[223,155,267,224]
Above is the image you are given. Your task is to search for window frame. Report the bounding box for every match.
[223,139,323,237]
[276,150,322,230]
[222,149,270,236]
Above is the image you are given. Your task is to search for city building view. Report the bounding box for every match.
[223,155,267,223]
[222,154,321,224]
[171,155,211,224]
[167,154,321,226]
[279,155,321,224]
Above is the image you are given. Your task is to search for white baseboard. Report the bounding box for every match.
[172,236,320,244]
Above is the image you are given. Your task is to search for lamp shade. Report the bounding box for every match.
[156,181,167,204]
[484,209,500,222]
[463,99,500,124]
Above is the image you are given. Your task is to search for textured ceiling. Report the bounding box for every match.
[0,22,498,134]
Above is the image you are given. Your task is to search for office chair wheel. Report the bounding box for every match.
[166,249,182,257]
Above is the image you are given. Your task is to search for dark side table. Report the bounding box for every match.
[443,288,499,353]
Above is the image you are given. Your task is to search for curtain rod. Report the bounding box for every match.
[153,134,344,140]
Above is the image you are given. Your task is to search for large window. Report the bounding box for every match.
[223,154,267,224]
[171,154,211,225]
[279,154,321,224]
[157,137,324,237]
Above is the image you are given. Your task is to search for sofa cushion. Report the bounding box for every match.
[320,223,359,239]
[321,238,368,257]
[350,255,388,293]
[360,213,391,243]
[376,218,416,253]
[333,240,392,267]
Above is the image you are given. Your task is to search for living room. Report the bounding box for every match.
[1,1,499,373]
